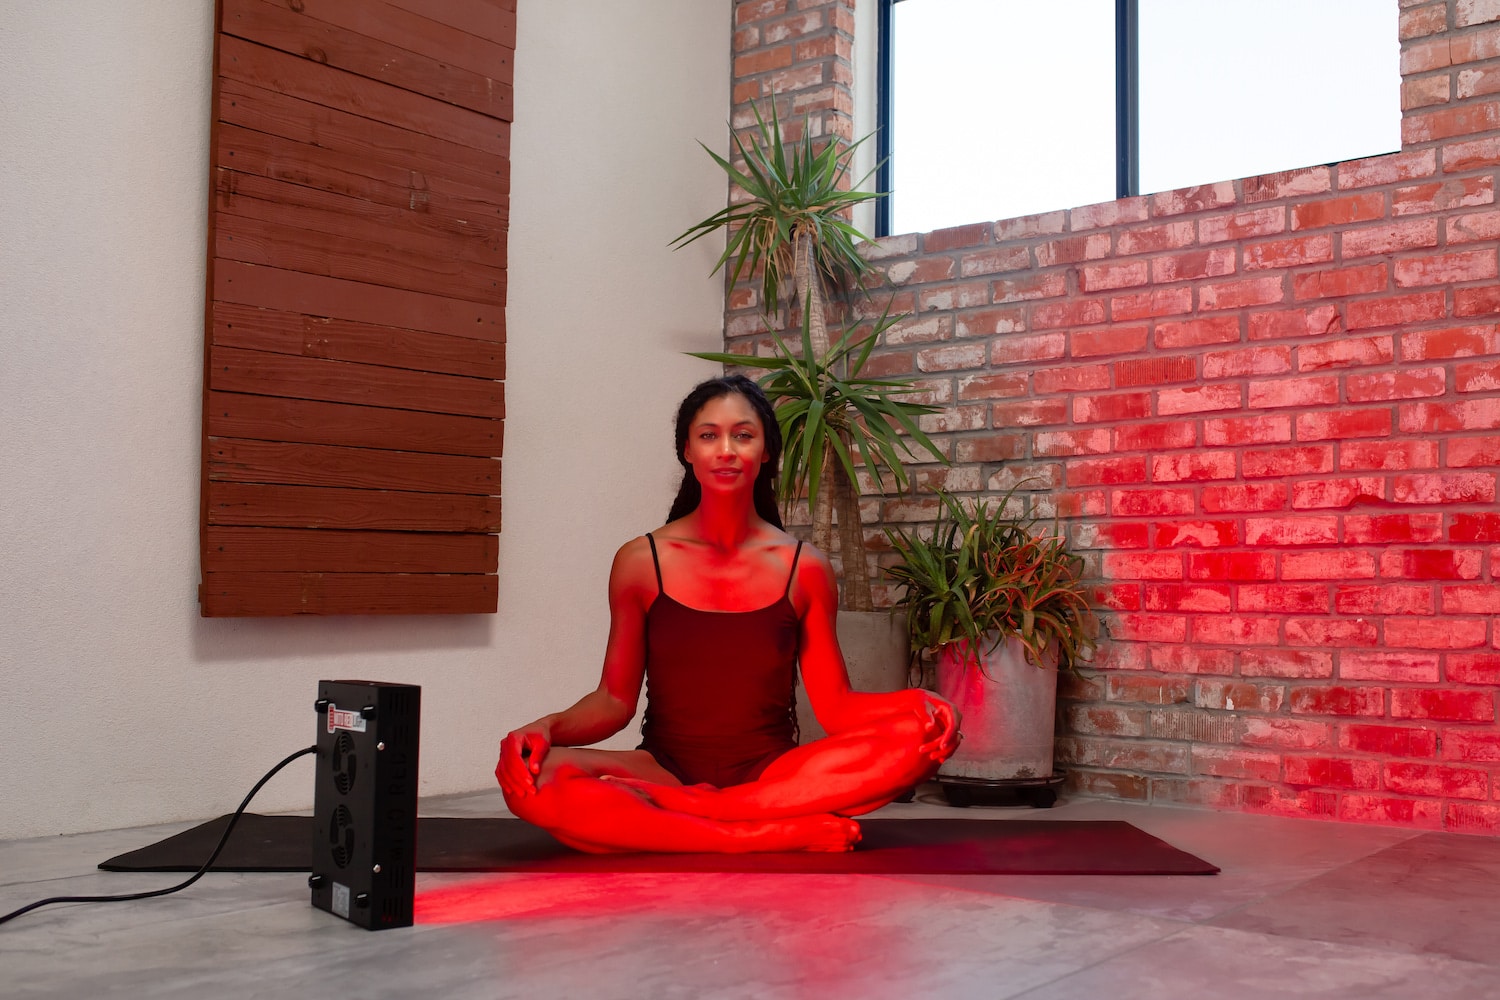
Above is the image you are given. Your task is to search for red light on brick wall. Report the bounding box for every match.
[724,0,1500,835]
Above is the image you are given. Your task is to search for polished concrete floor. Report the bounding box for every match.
[4,789,1500,999]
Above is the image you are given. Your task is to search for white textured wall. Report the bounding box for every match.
[0,0,730,840]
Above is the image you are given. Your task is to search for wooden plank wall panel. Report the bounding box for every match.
[211,303,505,381]
[210,346,505,419]
[216,88,511,216]
[386,0,518,50]
[219,35,507,156]
[224,0,513,120]
[215,196,507,303]
[201,0,512,616]
[214,260,504,341]
[205,527,498,573]
[208,391,504,456]
[202,573,499,616]
[244,0,516,91]
[215,169,508,273]
[208,440,500,495]
[208,483,501,532]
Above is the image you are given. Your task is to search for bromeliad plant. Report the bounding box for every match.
[884,487,1098,674]
[690,301,944,611]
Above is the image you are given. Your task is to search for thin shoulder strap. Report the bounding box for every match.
[645,532,665,595]
[784,541,804,598]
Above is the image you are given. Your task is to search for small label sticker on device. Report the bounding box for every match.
[332,883,351,919]
[327,704,367,734]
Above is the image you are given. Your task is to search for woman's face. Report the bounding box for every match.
[683,392,769,495]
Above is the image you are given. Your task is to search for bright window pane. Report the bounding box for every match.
[891,0,1116,235]
[1138,0,1401,194]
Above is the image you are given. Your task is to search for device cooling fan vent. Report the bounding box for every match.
[331,731,357,795]
[329,804,355,868]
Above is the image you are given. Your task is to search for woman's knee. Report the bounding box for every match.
[872,708,951,782]
[501,760,590,824]
[502,776,559,825]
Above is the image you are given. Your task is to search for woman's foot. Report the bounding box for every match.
[735,814,862,853]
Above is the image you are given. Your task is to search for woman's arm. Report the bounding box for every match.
[794,547,958,739]
[497,538,653,796]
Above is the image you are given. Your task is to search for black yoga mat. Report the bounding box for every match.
[101,814,1218,875]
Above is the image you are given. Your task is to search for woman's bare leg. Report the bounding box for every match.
[501,748,861,854]
[613,707,944,822]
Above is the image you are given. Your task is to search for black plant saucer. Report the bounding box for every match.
[935,771,1067,809]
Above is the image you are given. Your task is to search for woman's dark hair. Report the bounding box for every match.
[666,374,784,527]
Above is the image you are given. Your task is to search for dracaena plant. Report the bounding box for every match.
[689,301,945,612]
[884,487,1099,675]
[675,100,946,611]
[671,99,881,358]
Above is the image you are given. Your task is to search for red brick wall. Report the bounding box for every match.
[728,0,1500,833]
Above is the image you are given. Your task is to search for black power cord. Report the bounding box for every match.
[0,745,317,928]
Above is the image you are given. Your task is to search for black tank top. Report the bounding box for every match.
[637,534,803,786]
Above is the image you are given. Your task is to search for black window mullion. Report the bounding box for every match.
[1116,0,1140,198]
[876,0,897,237]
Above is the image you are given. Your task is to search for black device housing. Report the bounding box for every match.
[309,680,420,930]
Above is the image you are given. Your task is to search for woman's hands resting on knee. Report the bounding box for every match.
[898,688,962,765]
[497,722,553,799]
[820,686,961,767]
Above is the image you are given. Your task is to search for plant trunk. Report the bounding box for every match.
[810,439,836,558]
[792,228,872,610]
[833,458,872,611]
[792,230,830,355]
[796,228,838,572]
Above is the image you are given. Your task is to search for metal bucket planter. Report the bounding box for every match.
[933,632,1063,807]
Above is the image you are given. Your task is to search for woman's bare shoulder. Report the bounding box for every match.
[790,539,834,578]
[614,533,654,558]
[608,535,660,606]
[788,539,837,604]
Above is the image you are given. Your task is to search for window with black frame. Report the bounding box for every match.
[877,0,1401,238]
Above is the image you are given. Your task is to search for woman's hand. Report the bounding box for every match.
[907,689,961,764]
[496,722,553,799]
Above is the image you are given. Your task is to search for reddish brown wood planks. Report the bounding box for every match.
[208,438,499,494]
[207,482,501,532]
[216,203,506,305]
[216,86,510,213]
[212,302,504,381]
[258,0,515,86]
[201,0,511,616]
[208,391,503,458]
[210,346,504,419]
[205,526,498,573]
[384,0,516,50]
[214,167,507,272]
[201,571,498,616]
[214,261,503,343]
[223,0,513,120]
[218,35,507,156]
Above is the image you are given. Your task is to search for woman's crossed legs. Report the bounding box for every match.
[499,703,948,854]
[501,747,861,854]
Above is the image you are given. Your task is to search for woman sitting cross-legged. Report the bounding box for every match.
[496,375,961,853]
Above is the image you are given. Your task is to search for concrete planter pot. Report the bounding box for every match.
[795,610,908,742]
[934,633,1058,783]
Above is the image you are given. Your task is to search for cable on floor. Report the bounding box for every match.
[0,744,317,928]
